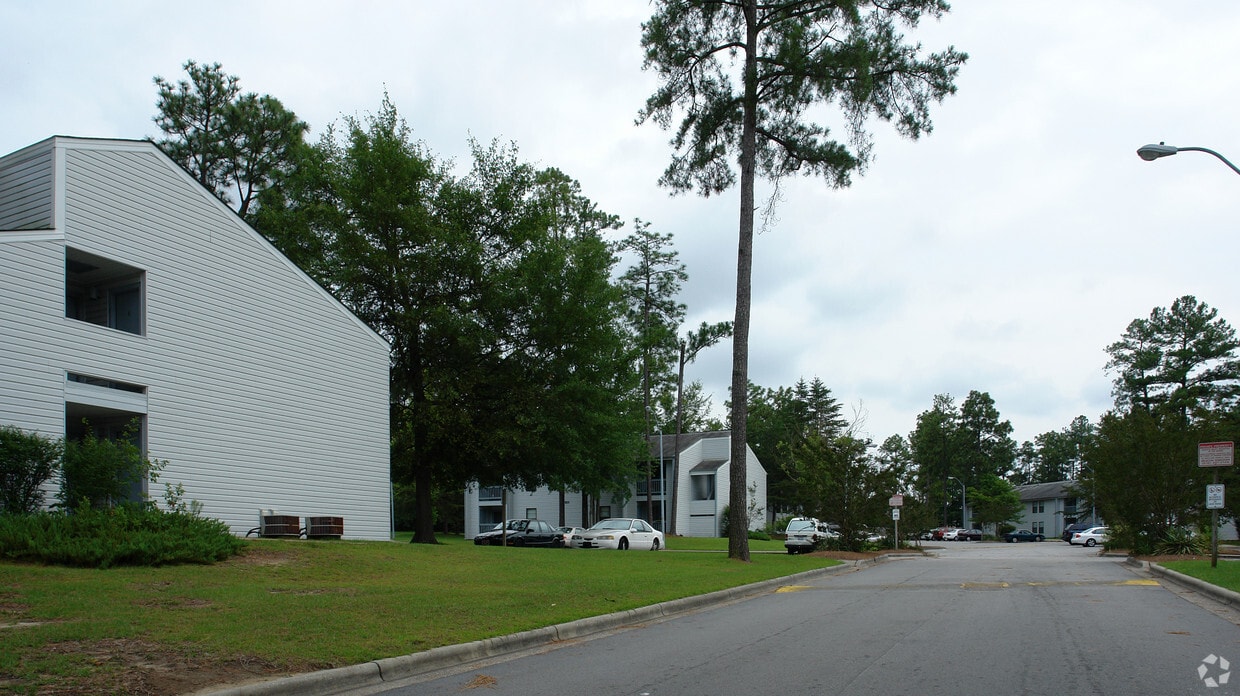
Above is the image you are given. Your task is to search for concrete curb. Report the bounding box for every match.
[1140,559,1240,610]
[205,558,867,695]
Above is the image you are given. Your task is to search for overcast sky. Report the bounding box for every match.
[6,2,1240,447]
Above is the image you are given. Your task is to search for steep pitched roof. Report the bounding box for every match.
[645,430,731,458]
[1015,480,1078,502]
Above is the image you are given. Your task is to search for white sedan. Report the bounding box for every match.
[571,518,664,550]
[1069,526,1108,547]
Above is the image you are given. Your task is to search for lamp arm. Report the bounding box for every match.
[1176,146,1240,176]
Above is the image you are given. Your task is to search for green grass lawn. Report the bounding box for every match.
[1159,559,1240,593]
[0,535,838,693]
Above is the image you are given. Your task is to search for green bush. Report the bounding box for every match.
[0,425,62,514]
[58,421,161,508]
[1155,527,1209,556]
[0,503,244,568]
[748,529,771,541]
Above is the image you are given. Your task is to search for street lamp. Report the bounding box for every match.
[947,476,967,529]
[1136,142,1240,176]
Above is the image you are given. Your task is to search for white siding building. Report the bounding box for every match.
[0,137,392,540]
[464,431,767,538]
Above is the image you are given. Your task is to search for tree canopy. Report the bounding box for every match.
[255,97,645,542]
[154,60,307,220]
[640,0,966,559]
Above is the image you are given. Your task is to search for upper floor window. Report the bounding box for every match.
[692,474,716,501]
[65,247,145,336]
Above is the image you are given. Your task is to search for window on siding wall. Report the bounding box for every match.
[692,474,716,501]
[65,247,145,336]
[525,509,537,520]
[1031,500,1045,514]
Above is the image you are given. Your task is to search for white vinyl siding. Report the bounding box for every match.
[463,433,767,538]
[0,139,55,231]
[0,138,391,539]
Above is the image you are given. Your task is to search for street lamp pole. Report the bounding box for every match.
[1136,142,1240,176]
[948,476,967,529]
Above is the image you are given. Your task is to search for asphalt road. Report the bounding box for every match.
[361,543,1240,696]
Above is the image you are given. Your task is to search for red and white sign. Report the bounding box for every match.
[1198,442,1234,468]
[889,494,904,507]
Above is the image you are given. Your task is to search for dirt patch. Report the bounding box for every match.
[806,548,924,561]
[224,543,299,567]
[23,638,318,696]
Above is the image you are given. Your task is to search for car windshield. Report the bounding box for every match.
[590,519,631,531]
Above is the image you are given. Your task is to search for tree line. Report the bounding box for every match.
[148,49,1240,555]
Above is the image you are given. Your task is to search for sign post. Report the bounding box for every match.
[889,494,904,550]
[1199,442,1234,568]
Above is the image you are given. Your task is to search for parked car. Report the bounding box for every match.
[784,517,832,554]
[941,528,961,541]
[555,526,582,548]
[930,527,956,541]
[1003,529,1045,543]
[958,528,983,541]
[473,519,563,547]
[1070,526,1109,547]
[571,518,664,550]
[1061,522,1096,542]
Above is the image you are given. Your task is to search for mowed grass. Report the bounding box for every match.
[0,535,837,688]
[1159,559,1240,593]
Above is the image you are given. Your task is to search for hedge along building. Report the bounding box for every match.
[0,137,392,539]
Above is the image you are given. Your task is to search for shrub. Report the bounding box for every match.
[0,425,62,514]
[58,420,162,508]
[747,529,771,541]
[1154,527,1209,556]
[0,502,244,568]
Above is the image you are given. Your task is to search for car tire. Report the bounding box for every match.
[511,537,524,547]
[1085,539,1096,547]
[618,537,629,551]
[651,538,660,551]
[1036,536,1044,542]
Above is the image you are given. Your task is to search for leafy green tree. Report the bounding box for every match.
[0,425,62,514]
[956,390,1017,481]
[909,391,1015,524]
[1106,295,1240,424]
[153,60,308,220]
[1087,297,1240,552]
[638,0,966,559]
[967,473,1022,534]
[745,377,850,516]
[258,98,643,542]
[619,220,688,523]
[782,431,896,551]
[909,393,958,525]
[1079,408,1212,553]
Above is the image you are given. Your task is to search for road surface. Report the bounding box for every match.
[361,542,1240,695]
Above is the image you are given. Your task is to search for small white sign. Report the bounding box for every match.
[1208,484,1225,510]
[889,494,904,507]
[892,508,901,521]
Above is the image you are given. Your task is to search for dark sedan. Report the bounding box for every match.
[473,519,563,547]
[1003,529,1045,543]
[958,528,983,541]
